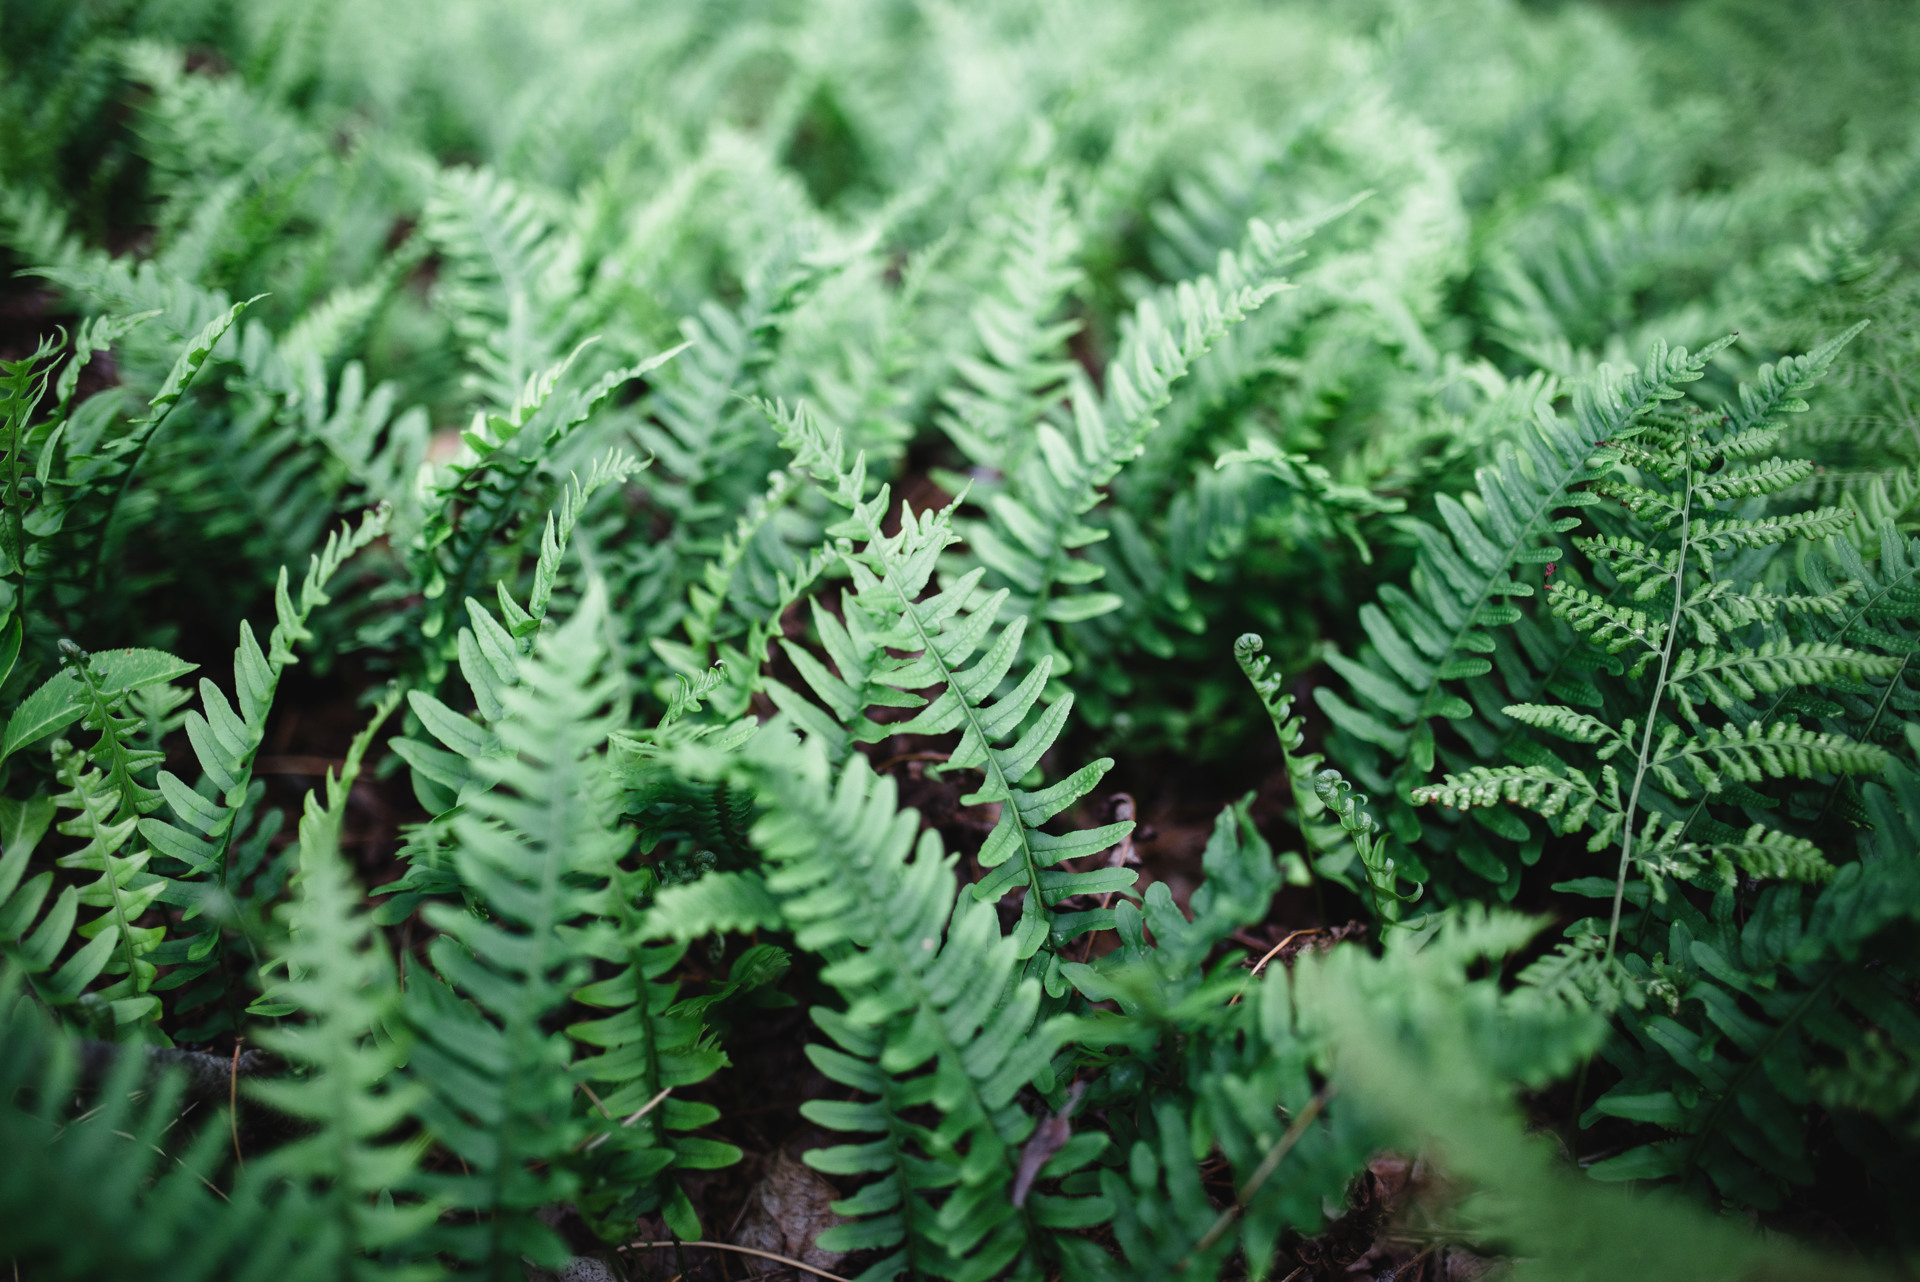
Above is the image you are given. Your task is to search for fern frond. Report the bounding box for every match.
[1315,769,1424,931]
[0,793,117,1017]
[1590,477,1686,527]
[966,215,1307,641]
[1515,927,1644,1013]
[138,507,391,1038]
[770,403,1135,957]
[1112,794,1282,982]
[1414,764,1604,830]
[13,644,200,1034]
[47,735,164,1033]
[23,297,258,611]
[1651,720,1889,796]
[1691,457,1817,504]
[631,239,822,605]
[937,175,1083,472]
[1547,584,1666,662]
[1501,703,1629,751]
[688,733,1095,1282]
[657,459,840,719]
[245,690,439,1278]
[1724,321,1872,434]
[403,342,681,673]
[1574,532,1675,587]
[1666,640,1902,719]
[1691,505,1856,553]
[405,586,622,1276]
[1231,634,1324,885]
[1316,342,1723,801]
[1695,825,1834,884]
[423,166,578,409]
[639,871,783,943]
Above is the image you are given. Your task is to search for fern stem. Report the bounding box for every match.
[1607,468,1695,960]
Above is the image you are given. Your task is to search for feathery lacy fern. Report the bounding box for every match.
[1415,330,1889,939]
[1561,765,1920,1210]
[1318,337,1733,803]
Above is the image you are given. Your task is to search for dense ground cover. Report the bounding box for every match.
[3,0,1919,1277]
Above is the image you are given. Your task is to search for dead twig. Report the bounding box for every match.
[1379,1245,1437,1281]
[619,1240,851,1282]
[622,1085,673,1127]
[1248,929,1323,979]
[113,1129,230,1203]
[1226,929,1321,1006]
[579,1084,674,1152]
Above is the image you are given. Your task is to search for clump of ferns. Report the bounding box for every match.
[1415,327,1897,957]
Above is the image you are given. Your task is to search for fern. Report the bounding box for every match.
[14,297,254,641]
[1319,339,1736,867]
[423,166,579,411]
[1,642,198,1036]
[964,215,1309,653]
[405,581,734,1271]
[6,1,1920,1271]
[767,401,1137,961]
[1232,633,1334,888]
[936,175,1084,475]
[401,586,611,1274]
[676,730,1101,1282]
[396,342,681,677]
[1566,812,1920,1212]
[380,451,639,918]
[651,459,840,720]
[138,507,391,1038]
[245,688,439,1280]
[1413,330,1884,946]
[0,980,288,1278]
